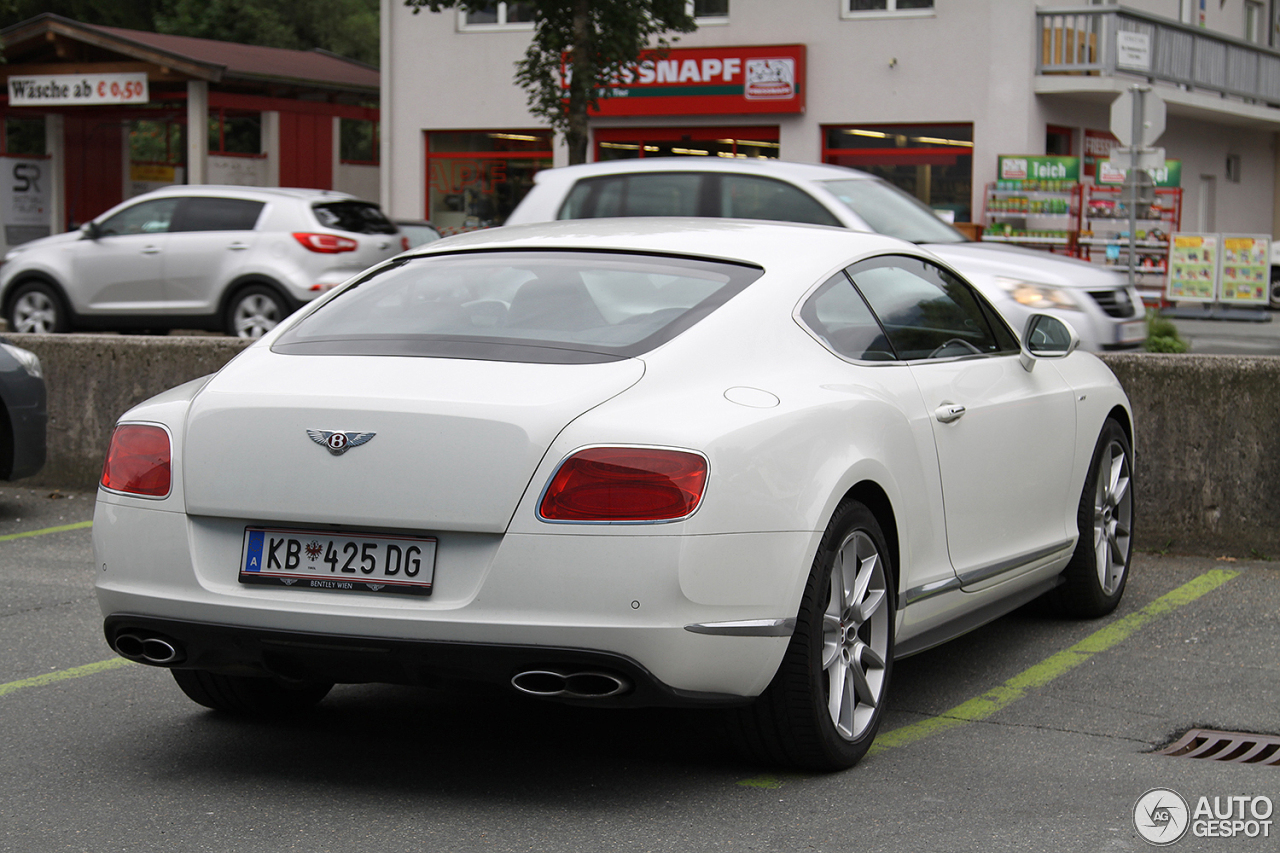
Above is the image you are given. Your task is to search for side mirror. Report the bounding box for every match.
[1020,313,1080,371]
[80,221,101,240]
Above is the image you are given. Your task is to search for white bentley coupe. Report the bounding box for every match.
[94,219,1134,770]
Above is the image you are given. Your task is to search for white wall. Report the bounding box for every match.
[336,163,380,203]
[382,0,1279,234]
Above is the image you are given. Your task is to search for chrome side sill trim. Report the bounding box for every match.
[901,577,962,608]
[957,540,1075,588]
[684,618,796,637]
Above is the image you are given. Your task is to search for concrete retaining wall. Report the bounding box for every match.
[9,336,1276,555]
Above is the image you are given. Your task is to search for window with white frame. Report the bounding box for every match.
[460,2,534,29]
[843,0,934,17]
[1246,1,1265,44]
[690,0,729,21]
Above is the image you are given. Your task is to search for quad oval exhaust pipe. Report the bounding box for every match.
[511,669,630,699]
[113,632,184,666]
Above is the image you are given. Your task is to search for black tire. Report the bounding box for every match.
[224,284,288,339]
[1054,418,1133,618]
[6,280,69,333]
[734,500,895,771]
[172,669,332,715]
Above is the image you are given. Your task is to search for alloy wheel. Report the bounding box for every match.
[822,530,890,741]
[13,290,58,333]
[1093,439,1132,596]
[232,294,280,339]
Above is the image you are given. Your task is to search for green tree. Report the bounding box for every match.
[156,0,380,65]
[0,0,381,66]
[405,0,695,163]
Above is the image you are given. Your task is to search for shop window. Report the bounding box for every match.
[425,130,553,234]
[822,122,973,222]
[1046,125,1073,157]
[461,2,534,29]
[340,118,379,164]
[3,118,45,156]
[130,119,184,165]
[595,126,779,161]
[843,0,934,16]
[208,110,262,156]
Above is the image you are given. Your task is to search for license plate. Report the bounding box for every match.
[239,527,436,596]
[1117,319,1146,344]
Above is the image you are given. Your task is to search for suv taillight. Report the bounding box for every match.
[539,447,707,522]
[101,424,171,497]
[292,232,358,253]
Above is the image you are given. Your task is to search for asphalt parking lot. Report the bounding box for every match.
[1,484,1277,852]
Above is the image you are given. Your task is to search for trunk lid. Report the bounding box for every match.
[182,348,645,532]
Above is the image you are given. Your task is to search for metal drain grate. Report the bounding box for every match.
[1156,729,1280,766]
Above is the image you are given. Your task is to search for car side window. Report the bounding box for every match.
[718,175,842,227]
[847,256,1015,360]
[798,273,896,361]
[559,173,705,219]
[173,197,265,232]
[97,198,180,237]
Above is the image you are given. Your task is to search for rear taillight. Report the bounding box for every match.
[539,447,707,522]
[101,424,171,497]
[400,236,410,251]
[292,232,358,253]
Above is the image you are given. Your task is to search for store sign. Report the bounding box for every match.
[1116,32,1152,71]
[1,156,51,248]
[571,44,806,116]
[1084,129,1120,178]
[7,72,149,106]
[997,155,1079,183]
[1097,159,1182,187]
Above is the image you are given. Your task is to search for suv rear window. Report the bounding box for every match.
[272,250,763,363]
[312,201,398,235]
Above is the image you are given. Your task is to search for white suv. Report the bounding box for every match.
[506,159,1147,351]
[1,186,407,338]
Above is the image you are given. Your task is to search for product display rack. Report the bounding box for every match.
[980,181,1081,254]
[1075,185,1183,283]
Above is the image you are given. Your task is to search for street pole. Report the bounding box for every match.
[1127,85,1144,291]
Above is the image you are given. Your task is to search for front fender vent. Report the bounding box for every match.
[1156,729,1280,766]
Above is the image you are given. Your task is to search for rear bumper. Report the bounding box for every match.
[103,613,750,708]
[94,500,810,700]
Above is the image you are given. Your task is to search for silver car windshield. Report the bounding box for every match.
[273,250,763,363]
[819,179,967,245]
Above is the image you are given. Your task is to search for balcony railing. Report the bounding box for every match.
[1037,5,1280,104]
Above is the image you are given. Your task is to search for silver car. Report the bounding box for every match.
[506,159,1147,352]
[1,186,407,338]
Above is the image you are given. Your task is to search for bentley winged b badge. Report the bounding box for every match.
[307,430,376,456]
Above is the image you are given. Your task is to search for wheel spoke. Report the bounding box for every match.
[826,654,847,729]
[848,643,877,709]
[858,588,886,624]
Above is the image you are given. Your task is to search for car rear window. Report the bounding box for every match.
[312,201,398,235]
[272,250,763,363]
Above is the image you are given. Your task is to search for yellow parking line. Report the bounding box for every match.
[0,657,132,698]
[0,520,93,542]
[870,568,1239,753]
[736,568,1239,786]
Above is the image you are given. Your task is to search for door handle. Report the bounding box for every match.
[227,242,250,251]
[140,246,160,255]
[935,403,966,423]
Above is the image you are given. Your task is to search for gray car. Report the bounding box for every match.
[506,159,1147,352]
[1,186,407,338]
[0,338,44,480]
